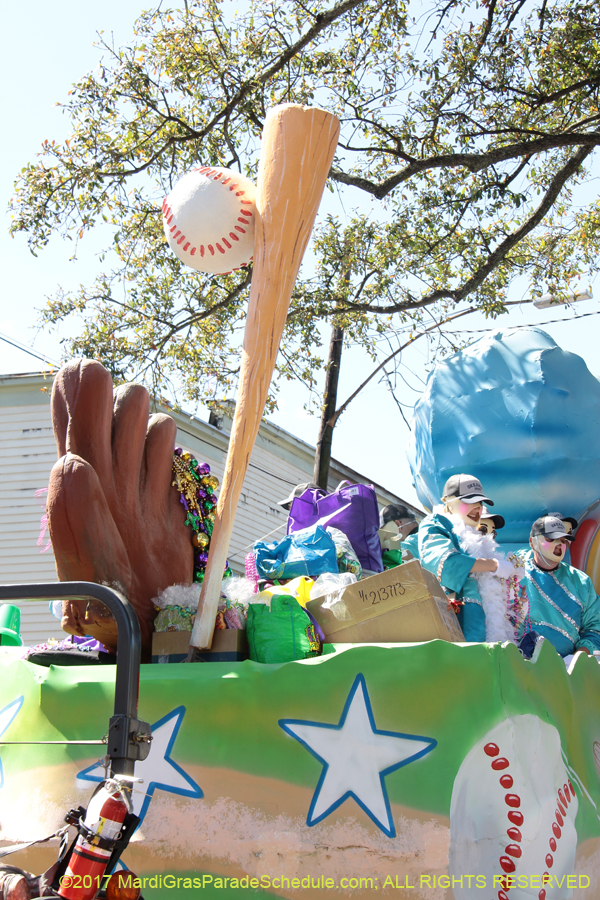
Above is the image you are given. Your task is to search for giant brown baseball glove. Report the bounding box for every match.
[47,359,193,658]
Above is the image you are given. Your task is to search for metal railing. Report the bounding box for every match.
[0,582,150,775]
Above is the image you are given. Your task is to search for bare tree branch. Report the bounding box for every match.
[99,0,369,179]
[335,142,595,315]
[330,133,599,199]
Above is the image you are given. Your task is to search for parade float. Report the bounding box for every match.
[1,104,600,900]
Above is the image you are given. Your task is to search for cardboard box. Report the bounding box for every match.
[306,559,464,644]
[152,628,248,663]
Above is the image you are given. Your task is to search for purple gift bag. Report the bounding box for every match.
[287,480,383,573]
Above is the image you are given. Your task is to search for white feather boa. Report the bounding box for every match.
[434,508,518,643]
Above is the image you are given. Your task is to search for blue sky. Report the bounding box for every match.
[1,1,599,506]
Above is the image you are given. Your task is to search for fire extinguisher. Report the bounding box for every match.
[58,779,129,900]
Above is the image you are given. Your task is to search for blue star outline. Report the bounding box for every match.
[279,674,437,838]
[77,705,202,823]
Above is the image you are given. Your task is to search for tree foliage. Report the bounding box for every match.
[10,0,600,410]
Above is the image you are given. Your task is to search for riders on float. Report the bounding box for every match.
[416,475,525,643]
[516,515,600,657]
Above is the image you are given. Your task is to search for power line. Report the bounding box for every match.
[0,332,59,368]
[452,309,600,334]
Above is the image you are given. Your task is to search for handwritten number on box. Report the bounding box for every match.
[359,582,405,606]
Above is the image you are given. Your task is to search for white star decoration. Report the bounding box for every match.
[279,674,436,837]
[0,696,24,789]
[77,705,202,822]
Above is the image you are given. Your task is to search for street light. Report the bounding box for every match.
[532,288,593,310]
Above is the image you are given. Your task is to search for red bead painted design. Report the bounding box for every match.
[484,743,500,756]
[484,743,526,889]
[482,739,573,893]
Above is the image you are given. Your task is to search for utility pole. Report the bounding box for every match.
[313,320,344,490]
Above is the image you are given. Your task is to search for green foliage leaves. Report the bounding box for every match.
[9,0,600,408]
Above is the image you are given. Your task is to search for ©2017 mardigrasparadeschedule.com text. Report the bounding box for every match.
[59,872,593,893]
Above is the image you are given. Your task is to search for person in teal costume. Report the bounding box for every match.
[518,515,600,657]
[417,475,521,641]
[418,513,486,640]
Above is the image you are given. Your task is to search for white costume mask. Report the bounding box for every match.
[531,534,567,565]
[443,496,483,528]
[478,517,496,536]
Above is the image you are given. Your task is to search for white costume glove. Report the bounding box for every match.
[495,558,525,581]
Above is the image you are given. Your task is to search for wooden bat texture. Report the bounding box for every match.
[190,103,340,650]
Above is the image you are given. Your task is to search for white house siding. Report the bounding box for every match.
[0,381,63,643]
[1,373,422,645]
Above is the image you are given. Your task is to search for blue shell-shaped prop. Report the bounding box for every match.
[407,328,600,543]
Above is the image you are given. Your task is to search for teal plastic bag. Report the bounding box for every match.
[246,596,322,664]
[253,524,338,580]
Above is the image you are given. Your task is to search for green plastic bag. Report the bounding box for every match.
[246,595,321,664]
[382,548,404,570]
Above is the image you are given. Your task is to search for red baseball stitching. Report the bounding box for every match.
[483,743,576,900]
[162,167,254,272]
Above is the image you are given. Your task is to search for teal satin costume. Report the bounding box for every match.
[517,549,600,656]
[401,531,419,560]
[417,513,486,641]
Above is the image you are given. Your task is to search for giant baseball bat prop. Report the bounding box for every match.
[189,104,340,651]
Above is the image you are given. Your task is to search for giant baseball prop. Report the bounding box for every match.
[188,104,340,650]
[449,714,578,900]
[162,166,256,274]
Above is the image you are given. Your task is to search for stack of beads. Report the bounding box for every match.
[171,447,232,583]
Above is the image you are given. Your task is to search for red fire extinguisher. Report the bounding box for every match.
[58,779,129,900]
